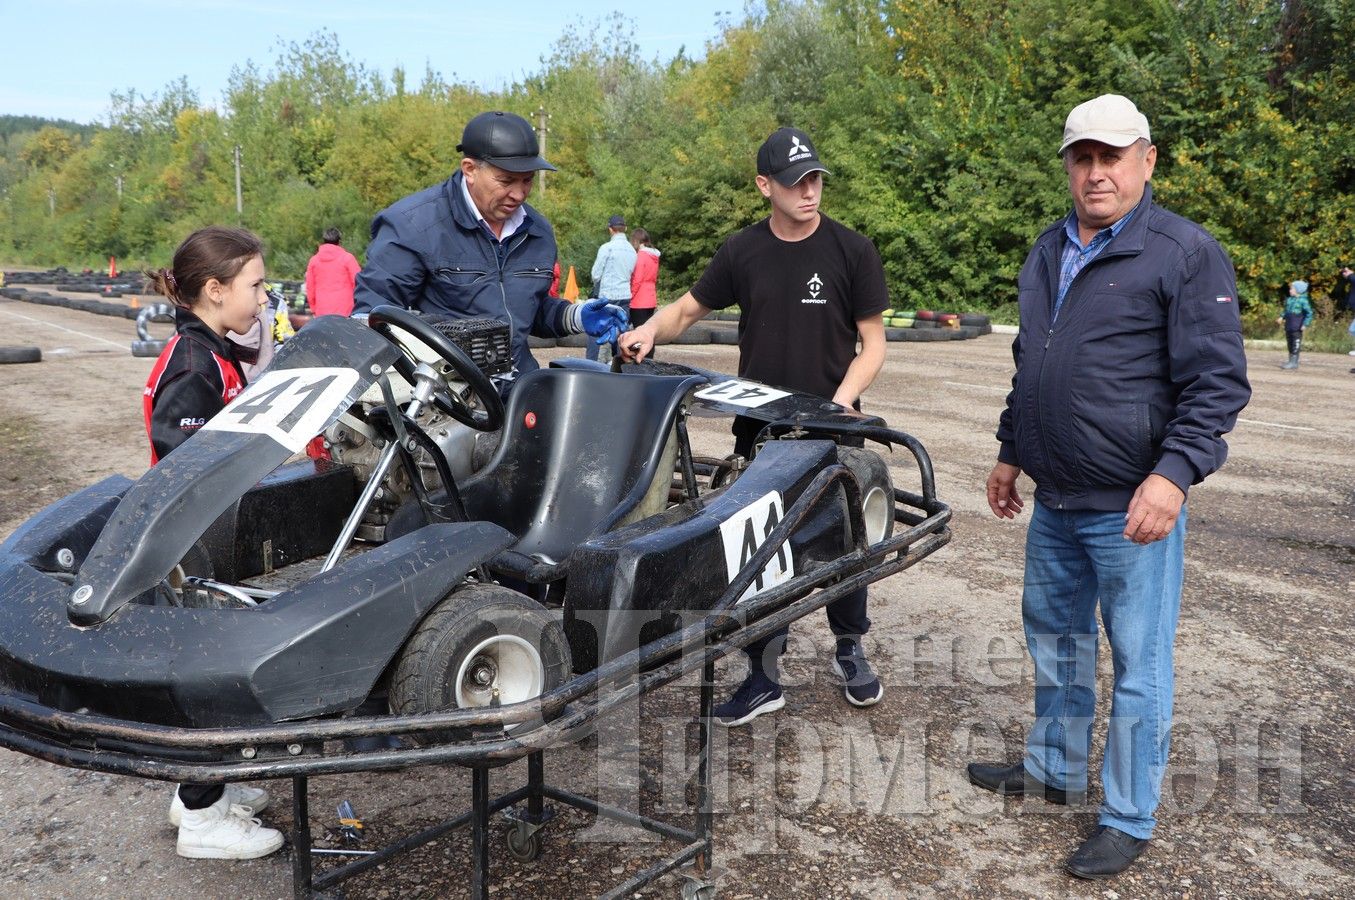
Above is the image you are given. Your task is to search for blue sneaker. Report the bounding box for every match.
[833,638,883,707]
[713,671,784,727]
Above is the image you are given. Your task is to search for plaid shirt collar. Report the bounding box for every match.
[1054,208,1135,321]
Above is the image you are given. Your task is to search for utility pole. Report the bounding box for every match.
[534,105,550,197]
[233,144,243,216]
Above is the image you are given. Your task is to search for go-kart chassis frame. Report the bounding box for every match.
[0,422,950,899]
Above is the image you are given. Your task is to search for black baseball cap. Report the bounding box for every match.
[756,126,830,187]
[457,111,557,173]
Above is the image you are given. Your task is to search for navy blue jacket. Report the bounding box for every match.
[353,171,573,373]
[997,185,1250,511]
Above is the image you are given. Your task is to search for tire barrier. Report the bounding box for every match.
[4,274,1005,351]
[0,345,42,364]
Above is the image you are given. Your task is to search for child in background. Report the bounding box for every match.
[1276,279,1313,370]
[142,226,284,859]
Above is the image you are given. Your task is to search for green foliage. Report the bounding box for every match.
[0,1,1351,342]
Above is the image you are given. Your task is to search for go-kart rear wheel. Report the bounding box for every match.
[390,583,571,748]
[838,447,894,546]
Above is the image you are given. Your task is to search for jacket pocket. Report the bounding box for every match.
[1069,400,1152,487]
[511,266,552,283]
[433,266,491,287]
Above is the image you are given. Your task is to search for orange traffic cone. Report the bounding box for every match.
[108,256,117,278]
[563,265,580,302]
[129,297,139,308]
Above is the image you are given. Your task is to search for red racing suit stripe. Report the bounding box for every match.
[142,309,247,465]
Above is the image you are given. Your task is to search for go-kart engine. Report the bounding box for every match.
[322,316,510,541]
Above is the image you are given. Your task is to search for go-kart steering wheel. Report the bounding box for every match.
[366,306,505,432]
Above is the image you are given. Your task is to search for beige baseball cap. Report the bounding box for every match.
[1059,94,1151,155]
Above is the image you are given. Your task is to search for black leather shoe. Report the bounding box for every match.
[1064,825,1149,879]
[966,761,1082,805]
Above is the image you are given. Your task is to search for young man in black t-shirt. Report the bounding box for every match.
[619,127,889,726]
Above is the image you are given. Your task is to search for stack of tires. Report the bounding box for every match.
[0,285,140,320]
[883,309,992,342]
[1,267,147,297]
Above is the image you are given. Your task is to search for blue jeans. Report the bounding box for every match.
[1021,499,1186,839]
[585,298,630,361]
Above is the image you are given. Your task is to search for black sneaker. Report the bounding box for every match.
[833,638,883,707]
[713,671,784,727]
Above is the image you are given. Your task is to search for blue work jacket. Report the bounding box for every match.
[997,185,1251,511]
[353,171,572,373]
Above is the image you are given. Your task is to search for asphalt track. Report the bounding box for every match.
[0,294,1351,898]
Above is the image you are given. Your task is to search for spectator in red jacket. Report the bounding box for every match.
[304,227,361,316]
[628,228,660,327]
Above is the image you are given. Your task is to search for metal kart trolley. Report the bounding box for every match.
[0,313,951,900]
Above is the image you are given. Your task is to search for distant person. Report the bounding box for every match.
[628,228,660,328]
[304,227,361,317]
[587,214,637,361]
[143,225,283,860]
[971,94,1249,881]
[1276,279,1313,369]
[1340,265,1355,357]
[353,111,625,375]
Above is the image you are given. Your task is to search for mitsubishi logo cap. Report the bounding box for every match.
[757,126,831,187]
[457,111,557,172]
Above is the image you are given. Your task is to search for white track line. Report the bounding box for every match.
[936,387,1319,434]
[943,381,1008,393]
[0,305,127,349]
[1237,417,1316,432]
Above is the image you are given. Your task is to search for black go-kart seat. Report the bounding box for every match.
[459,367,706,577]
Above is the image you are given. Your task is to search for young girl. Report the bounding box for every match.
[143,226,284,859]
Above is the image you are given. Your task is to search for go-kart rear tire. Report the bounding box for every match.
[390,583,571,751]
[838,447,894,546]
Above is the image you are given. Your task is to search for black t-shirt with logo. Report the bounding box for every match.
[692,215,890,402]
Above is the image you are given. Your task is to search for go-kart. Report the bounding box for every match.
[0,307,951,897]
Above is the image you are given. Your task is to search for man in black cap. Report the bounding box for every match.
[619,126,890,726]
[354,110,627,374]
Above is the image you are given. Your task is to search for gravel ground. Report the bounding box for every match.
[0,293,1351,899]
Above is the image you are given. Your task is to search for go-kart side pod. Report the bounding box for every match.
[0,521,518,726]
[70,316,400,626]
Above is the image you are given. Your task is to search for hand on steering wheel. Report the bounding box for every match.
[365,306,505,432]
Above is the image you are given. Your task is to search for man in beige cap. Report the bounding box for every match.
[967,95,1250,879]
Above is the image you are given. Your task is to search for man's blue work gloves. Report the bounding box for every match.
[575,297,630,346]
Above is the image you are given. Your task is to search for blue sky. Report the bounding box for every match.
[0,1,740,124]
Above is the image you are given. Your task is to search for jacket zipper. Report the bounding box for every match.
[494,231,530,339]
[1034,238,1062,507]
[1034,241,1138,506]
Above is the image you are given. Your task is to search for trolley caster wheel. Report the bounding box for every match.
[504,823,543,862]
[680,881,716,900]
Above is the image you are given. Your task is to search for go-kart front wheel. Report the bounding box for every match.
[838,447,894,546]
[390,583,571,749]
